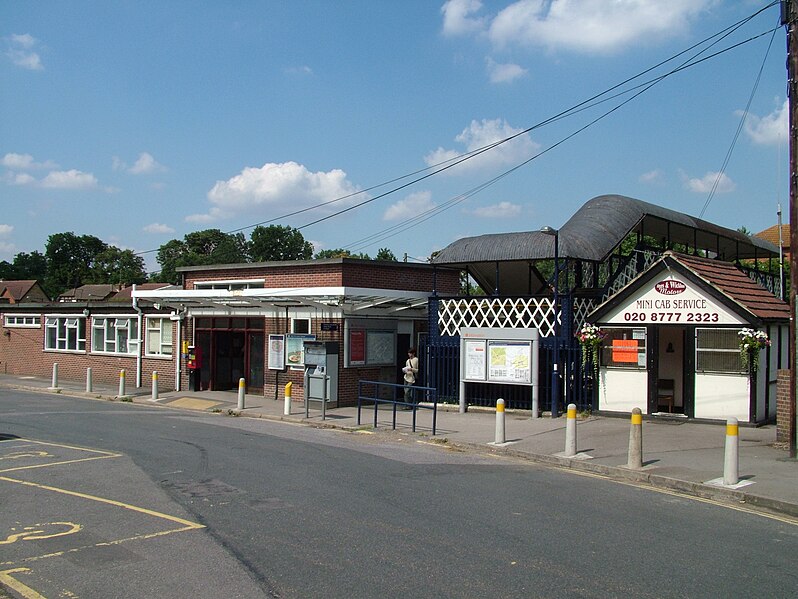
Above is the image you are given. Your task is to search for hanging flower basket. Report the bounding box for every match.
[576,323,606,376]
[738,328,770,373]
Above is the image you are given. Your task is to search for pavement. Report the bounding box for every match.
[2,372,796,519]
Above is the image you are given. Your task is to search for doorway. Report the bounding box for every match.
[656,326,685,414]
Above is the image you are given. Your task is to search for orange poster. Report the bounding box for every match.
[612,339,639,363]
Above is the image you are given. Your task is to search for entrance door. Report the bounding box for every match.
[656,327,685,414]
[248,332,264,391]
[214,331,246,390]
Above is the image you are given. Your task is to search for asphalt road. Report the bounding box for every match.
[1,388,796,598]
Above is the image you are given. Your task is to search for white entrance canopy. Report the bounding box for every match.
[132,286,432,315]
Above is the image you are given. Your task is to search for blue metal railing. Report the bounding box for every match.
[357,380,438,435]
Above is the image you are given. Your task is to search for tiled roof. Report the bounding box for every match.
[669,252,789,321]
[112,283,173,301]
[0,280,38,301]
[754,224,790,250]
[58,284,119,301]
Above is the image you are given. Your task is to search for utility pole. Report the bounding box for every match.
[783,0,798,458]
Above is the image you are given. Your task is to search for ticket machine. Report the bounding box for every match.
[187,345,202,392]
[303,341,339,408]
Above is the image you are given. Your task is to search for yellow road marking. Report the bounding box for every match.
[0,451,52,461]
[0,476,204,529]
[0,522,82,545]
[166,397,223,410]
[10,439,120,455]
[0,454,120,474]
[0,568,47,599]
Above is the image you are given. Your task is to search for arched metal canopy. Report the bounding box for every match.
[431,195,779,295]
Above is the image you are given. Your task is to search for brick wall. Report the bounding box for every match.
[776,369,792,443]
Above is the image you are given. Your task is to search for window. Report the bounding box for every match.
[291,318,311,335]
[146,317,173,357]
[91,316,138,355]
[45,316,86,352]
[4,315,41,328]
[696,328,745,374]
[194,280,265,290]
[600,327,646,369]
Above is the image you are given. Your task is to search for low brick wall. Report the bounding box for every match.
[776,369,791,443]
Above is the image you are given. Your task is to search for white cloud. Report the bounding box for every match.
[425,118,540,174]
[143,223,175,234]
[685,171,735,194]
[743,99,788,146]
[40,169,99,190]
[285,65,314,75]
[129,152,166,174]
[486,58,527,83]
[3,172,36,186]
[0,224,13,236]
[470,201,522,218]
[384,191,436,221]
[443,1,714,54]
[639,169,662,183]
[1,152,58,170]
[442,0,487,36]
[6,33,43,70]
[190,161,362,222]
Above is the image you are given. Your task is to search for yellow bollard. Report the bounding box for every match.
[284,382,293,416]
[627,408,643,469]
[564,403,577,456]
[118,369,126,397]
[495,398,506,444]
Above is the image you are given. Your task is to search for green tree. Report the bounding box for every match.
[375,248,398,261]
[249,225,313,262]
[0,261,15,279]
[314,248,370,260]
[12,251,47,281]
[155,229,248,284]
[44,232,108,297]
[88,247,147,285]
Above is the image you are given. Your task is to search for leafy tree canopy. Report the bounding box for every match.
[249,225,313,262]
[44,232,108,297]
[375,248,398,261]
[314,248,371,260]
[155,229,248,283]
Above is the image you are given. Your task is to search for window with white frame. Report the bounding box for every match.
[696,328,745,374]
[146,317,173,357]
[45,316,86,351]
[194,280,265,290]
[91,316,139,355]
[4,315,41,328]
[291,317,311,335]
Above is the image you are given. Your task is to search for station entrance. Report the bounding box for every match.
[195,317,264,392]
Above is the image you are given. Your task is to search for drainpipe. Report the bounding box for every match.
[132,284,143,389]
[174,309,185,392]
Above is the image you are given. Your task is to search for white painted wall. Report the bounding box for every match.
[694,373,749,420]
[599,368,648,413]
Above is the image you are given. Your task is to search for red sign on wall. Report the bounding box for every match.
[350,330,365,365]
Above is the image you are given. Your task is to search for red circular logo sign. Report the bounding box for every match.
[655,280,686,295]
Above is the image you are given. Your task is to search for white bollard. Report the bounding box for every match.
[50,363,59,389]
[119,369,126,397]
[564,403,577,457]
[237,378,246,410]
[495,398,506,444]
[723,417,739,486]
[627,407,643,469]
[284,382,292,416]
[151,371,159,401]
[86,367,92,393]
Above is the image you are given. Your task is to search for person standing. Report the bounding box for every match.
[403,347,419,405]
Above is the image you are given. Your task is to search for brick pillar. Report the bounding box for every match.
[776,369,791,443]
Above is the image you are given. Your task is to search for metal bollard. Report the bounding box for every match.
[495,398,506,444]
[50,363,59,389]
[152,371,159,401]
[118,369,126,397]
[284,382,292,416]
[627,407,643,469]
[237,378,245,410]
[86,367,92,393]
[723,417,739,486]
[564,403,577,457]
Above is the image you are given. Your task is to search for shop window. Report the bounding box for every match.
[696,328,745,374]
[292,318,311,335]
[146,317,173,357]
[4,315,41,328]
[45,316,86,352]
[91,316,139,355]
[600,327,646,369]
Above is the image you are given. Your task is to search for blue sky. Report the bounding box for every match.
[1,1,790,273]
